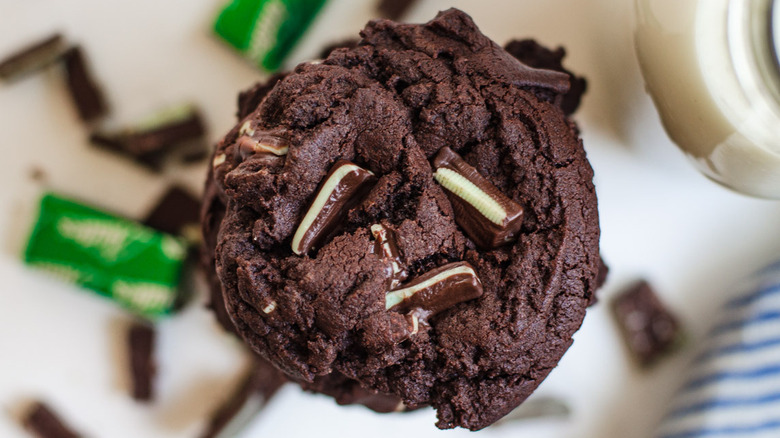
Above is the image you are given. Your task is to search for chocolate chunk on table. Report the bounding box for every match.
[62,46,108,122]
[128,322,156,401]
[377,0,418,20]
[200,358,286,438]
[22,402,81,438]
[504,39,587,115]
[612,280,683,367]
[0,34,66,82]
[144,186,201,239]
[90,104,206,170]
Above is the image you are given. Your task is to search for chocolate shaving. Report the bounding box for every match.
[22,402,81,438]
[0,34,66,82]
[62,46,108,122]
[128,322,156,401]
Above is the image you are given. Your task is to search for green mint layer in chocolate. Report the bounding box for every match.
[23,193,188,317]
[214,0,327,72]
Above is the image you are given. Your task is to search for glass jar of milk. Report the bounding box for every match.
[635,0,780,199]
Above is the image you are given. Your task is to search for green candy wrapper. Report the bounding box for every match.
[23,193,188,318]
[214,0,327,72]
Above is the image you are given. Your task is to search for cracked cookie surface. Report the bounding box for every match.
[205,9,600,430]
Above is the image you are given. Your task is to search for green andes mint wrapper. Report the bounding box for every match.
[23,193,188,318]
[214,0,327,72]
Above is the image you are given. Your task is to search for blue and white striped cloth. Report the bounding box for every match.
[657,261,780,438]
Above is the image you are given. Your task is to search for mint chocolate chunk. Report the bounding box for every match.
[432,147,524,249]
[385,261,483,323]
[291,160,375,255]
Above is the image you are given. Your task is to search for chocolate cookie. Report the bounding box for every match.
[204,9,600,430]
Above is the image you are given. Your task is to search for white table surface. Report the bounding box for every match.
[1,0,779,437]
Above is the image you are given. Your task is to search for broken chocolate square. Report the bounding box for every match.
[611,280,683,367]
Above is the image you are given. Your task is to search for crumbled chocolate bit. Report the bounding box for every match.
[22,401,81,438]
[128,322,156,401]
[612,280,683,367]
[62,46,108,122]
[432,147,524,248]
[0,34,66,82]
[29,166,47,183]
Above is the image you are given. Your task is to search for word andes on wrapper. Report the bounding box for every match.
[432,146,524,249]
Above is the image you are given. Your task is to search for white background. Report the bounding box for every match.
[1,0,779,437]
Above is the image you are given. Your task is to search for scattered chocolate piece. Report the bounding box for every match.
[22,401,81,438]
[504,39,587,115]
[90,104,206,170]
[62,46,108,122]
[370,224,408,288]
[612,280,683,367]
[385,261,483,327]
[200,358,286,438]
[432,146,524,248]
[318,38,359,59]
[494,397,570,425]
[128,322,156,401]
[143,186,201,240]
[291,160,376,255]
[377,0,418,20]
[0,34,66,82]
